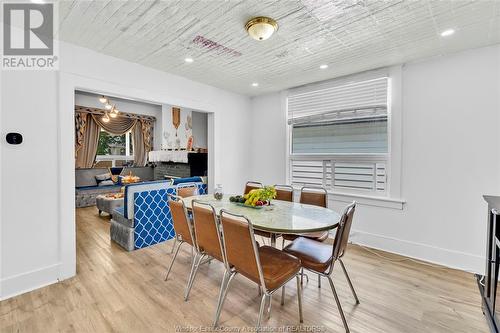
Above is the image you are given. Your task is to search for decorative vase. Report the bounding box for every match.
[214,184,224,200]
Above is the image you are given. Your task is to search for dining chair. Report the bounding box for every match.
[244,181,271,243]
[300,186,328,207]
[282,186,330,286]
[213,210,303,328]
[164,195,198,296]
[185,200,226,301]
[274,184,294,202]
[169,183,199,253]
[177,183,199,198]
[284,201,359,333]
[244,181,263,194]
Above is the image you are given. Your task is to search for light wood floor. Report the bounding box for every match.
[1,207,489,332]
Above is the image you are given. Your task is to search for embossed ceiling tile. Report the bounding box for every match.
[58,0,500,95]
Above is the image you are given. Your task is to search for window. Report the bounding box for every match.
[288,77,389,195]
[95,129,134,167]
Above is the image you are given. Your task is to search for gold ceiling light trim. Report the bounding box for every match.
[245,16,278,41]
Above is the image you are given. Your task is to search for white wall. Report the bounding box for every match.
[75,92,163,150]
[1,71,61,298]
[161,105,192,150]
[250,92,287,185]
[0,41,252,300]
[250,45,500,274]
[192,111,208,149]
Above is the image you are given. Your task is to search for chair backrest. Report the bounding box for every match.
[177,183,198,198]
[332,201,356,260]
[300,186,327,208]
[274,184,293,202]
[244,181,263,194]
[191,200,224,262]
[167,195,195,246]
[219,210,265,288]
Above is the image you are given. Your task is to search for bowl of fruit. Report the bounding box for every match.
[229,186,277,209]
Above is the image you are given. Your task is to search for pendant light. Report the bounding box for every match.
[102,112,110,123]
[99,95,108,104]
[110,106,118,118]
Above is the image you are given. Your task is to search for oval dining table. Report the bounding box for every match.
[183,194,341,247]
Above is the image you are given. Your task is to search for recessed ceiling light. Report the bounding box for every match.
[30,0,45,3]
[184,57,194,63]
[251,82,259,87]
[440,29,455,37]
[320,64,328,69]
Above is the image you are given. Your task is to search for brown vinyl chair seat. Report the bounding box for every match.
[284,237,333,274]
[281,230,329,242]
[252,246,301,291]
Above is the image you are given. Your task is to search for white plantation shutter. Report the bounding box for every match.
[290,157,387,194]
[288,75,389,195]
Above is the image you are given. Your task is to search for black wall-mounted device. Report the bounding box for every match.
[6,133,23,145]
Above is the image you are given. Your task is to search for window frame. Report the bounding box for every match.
[285,66,404,207]
[95,130,134,167]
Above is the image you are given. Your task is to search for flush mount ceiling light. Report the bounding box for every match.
[440,28,455,37]
[245,17,278,41]
[184,57,194,63]
[251,82,259,87]
[319,64,328,69]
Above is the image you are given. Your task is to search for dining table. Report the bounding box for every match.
[183,194,341,247]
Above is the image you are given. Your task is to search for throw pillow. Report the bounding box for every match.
[95,173,111,184]
[98,180,115,187]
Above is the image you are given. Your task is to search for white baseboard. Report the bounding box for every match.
[0,263,61,301]
[350,229,484,275]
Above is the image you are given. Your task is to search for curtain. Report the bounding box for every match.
[91,114,137,135]
[133,121,146,166]
[142,119,154,152]
[75,114,100,168]
[75,111,88,158]
[132,119,154,167]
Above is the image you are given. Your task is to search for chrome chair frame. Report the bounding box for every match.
[214,210,303,329]
[287,201,359,333]
[164,194,200,298]
[184,200,227,301]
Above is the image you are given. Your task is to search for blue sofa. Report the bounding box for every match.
[110,178,207,251]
